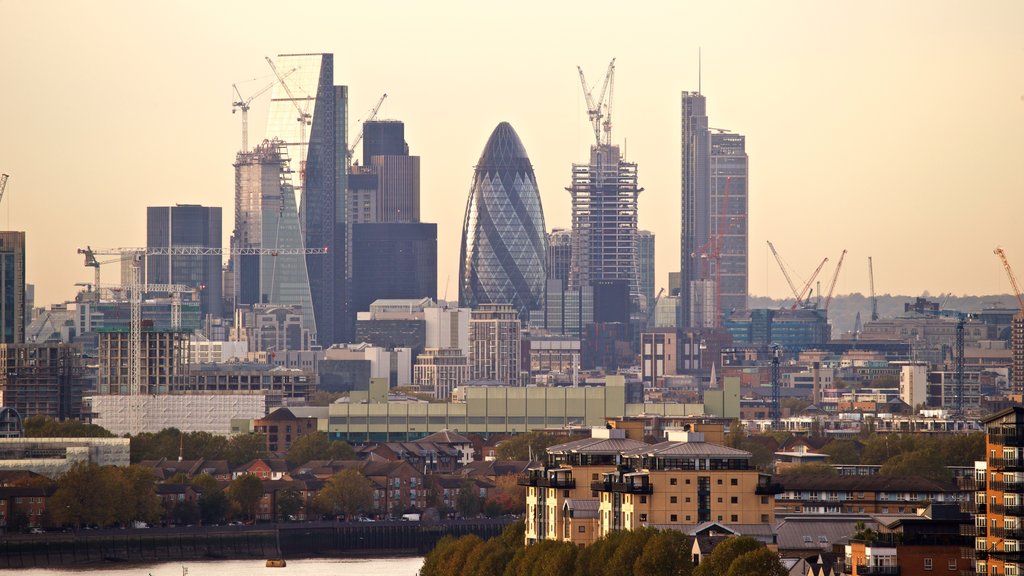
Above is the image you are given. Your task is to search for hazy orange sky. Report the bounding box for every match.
[2,1,1023,308]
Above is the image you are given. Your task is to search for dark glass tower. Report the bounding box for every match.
[0,232,25,344]
[459,122,547,321]
[351,223,437,314]
[147,205,223,319]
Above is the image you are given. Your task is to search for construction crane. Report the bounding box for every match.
[824,249,847,311]
[795,258,829,310]
[232,68,296,152]
[695,176,741,327]
[868,256,878,321]
[0,174,8,206]
[265,56,311,185]
[645,287,665,329]
[767,241,802,307]
[994,248,1024,311]
[577,59,616,147]
[347,93,388,164]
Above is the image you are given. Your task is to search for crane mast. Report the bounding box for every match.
[347,93,388,163]
[767,241,802,306]
[824,249,847,311]
[994,248,1024,311]
[796,258,829,309]
[868,256,878,321]
[232,67,296,152]
[0,174,8,206]
[265,57,311,186]
[577,59,616,147]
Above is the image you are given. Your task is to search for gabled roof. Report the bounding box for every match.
[562,498,600,519]
[419,429,472,445]
[460,460,536,478]
[982,405,1024,425]
[259,408,297,421]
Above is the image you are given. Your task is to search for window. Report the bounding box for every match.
[640,496,647,504]
[639,514,647,522]
[686,497,691,503]
[717,479,723,485]
[761,496,769,505]
[731,515,738,522]
[671,496,678,504]
[731,497,738,504]
[731,478,738,486]
[925,558,933,571]
[948,560,957,571]
[718,498,723,503]
[670,478,678,486]
[578,526,586,533]
[670,514,678,522]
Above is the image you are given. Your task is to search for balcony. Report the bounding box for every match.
[989,458,1024,471]
[590,480,654,495]
[844,564,900,576]
[990,480,1024,492]
[989,433,1024,448]
[988,526,1024,539]
[987,503,1024,516]
[518,469,576,489]
[756,482,785,495]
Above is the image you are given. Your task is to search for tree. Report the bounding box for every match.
[226,433,268,466]
[227,474,264,521]
[483,475,525,516]
[276,487,304,521]
[23,415,114,438]
[693,536,762,576]
[820,439,861,464]
[778,463,838,477]
[315,468,373,519]
[634,529,694,576]
[198,490,231,525]
[725,548,787,576]
[879,447,951,483]
[285,432,355,466]
[49,462,123,528]
[117,465,163,526]
[172,500,200,526]
[495,432,580,461]
[456,480,482,518]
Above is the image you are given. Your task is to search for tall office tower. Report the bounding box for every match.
[459,122,547,322]
[231,139,316,338]
[361,120,420,223]
[710,132,748,318]
[351,223,437,315]
[568,145,642,301]
[679,92,710,329]
[147,205,223,319]
[547,228,572,290]
[0,232,25,344]
[265,53,348,344]
[637,230,655,311]
[469,303,521,387]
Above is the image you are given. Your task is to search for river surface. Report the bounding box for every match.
[16,557,425,576]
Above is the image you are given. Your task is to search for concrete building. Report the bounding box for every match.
[0,232,25,344]
[641,329,681,388]
[413,348,469,400]
[363,120,420,223]
[523,334,580,382]
[89,393,272,436]
[233,304,313,352]
[547,228,572,290]
[725,308,830,351]
[0,343,87,421]
[146,205,223,319]
[470,304,521,387]
[188,363,314,401]
[97,329,189,395]
[0,437,130,478]
[899,362,928,409]
[189,339,248,364]
[424,305,470,355]
[265,52,348,345]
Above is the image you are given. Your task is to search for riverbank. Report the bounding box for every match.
[1,518,513,569]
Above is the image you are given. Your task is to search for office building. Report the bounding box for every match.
[265,53,348,345]
[529,279,593,337]
[679,92,709,330]
[459,122,547,322]
[641,329,681,388]
[231,139,317,339]
[547,228,572,290]
[414,348,470,400]
[355,301,427,357]
[146,205,223,319]
[0,343,87,421]
[363,120,420,223]
[724,308,830,351]
[469,303,521,387]
[351,223,436,316]
[232,304,312,352]
[568,144,642,303]
[424,305,471,355]
[0,232,25,344]
[710,132,749,318]
[637,230,655,312]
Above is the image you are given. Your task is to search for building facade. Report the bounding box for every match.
[413,348,470,400]
[709,132,748,319]
[351,223,436,316]
[547,228,572,290]
[96,330,190,395]
[469,304,521,387]
[0,343,86,421]
[637,230,655,313]
[146,205,223,319]
[679,92,709,330]
[0,232,25,344]
[459,122,547,322]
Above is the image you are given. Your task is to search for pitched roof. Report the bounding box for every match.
[547,436,648,455]
[775,516,869,550]
[260,408,297,421]
[622,440,751,459]
[419,429,472,445]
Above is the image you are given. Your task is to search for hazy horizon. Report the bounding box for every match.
[2,1,1022,308]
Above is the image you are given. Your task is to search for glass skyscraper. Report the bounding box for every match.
[146,205,223,319]
[265,53,348,344]
[459,122,547,322]
[0,232,25,344]
[231,139,316,338]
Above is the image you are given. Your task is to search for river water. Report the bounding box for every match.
[16,557,425,576]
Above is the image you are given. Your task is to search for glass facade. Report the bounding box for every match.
[146,205,223,319]
[459,122,547,321]
[0,232,25,344]
[351,223,437,315]
[710,132,749,318]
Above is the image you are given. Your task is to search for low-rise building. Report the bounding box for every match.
[0,437,130,478]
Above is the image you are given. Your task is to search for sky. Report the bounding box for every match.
[1,1,1023,308]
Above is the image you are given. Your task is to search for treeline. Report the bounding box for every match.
[422,521,785,576]
[130,429,269,465]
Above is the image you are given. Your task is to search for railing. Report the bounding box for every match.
[988,527,1024,539]
[989,434,1024,447]
[989,458,1024,471]
[755,482,784,495]
[988,503,1024,516]
[844,564,900,575]
[517,475,576,489]
[990,480,1024,492]
[590,481,653,495]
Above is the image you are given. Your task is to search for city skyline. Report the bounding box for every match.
[2,2,1023,308]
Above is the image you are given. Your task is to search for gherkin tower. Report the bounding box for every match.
[459,122,547,321]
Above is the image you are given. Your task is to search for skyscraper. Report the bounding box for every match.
[0,232,25,344]
[147,205,223,319]
[469,304,521,387]
[265,53,348,344]
[351,223,437,315]
[360,120,420,223]
[679,91,709,330]
[547,228,572,290]
[459,122,548,321]
[231,139,316,337]
[637,230,655,312]
[710,132,748,318]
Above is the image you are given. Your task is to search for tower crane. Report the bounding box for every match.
[824,249,847,311]
[796,258,829,309]
[265,57,311,185]
[577,59,616,147]
[347,93,388,164]
[767,241,802,307]
[868,256,878,321]
[0,174,8,206]
[232,67,296,152]
[994,247,1024,311]
[767,241,828,309]
[645,287,665,329]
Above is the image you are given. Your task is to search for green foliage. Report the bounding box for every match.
[49,462,160,528]
[172,500,200,525]
[284,432,355,466]
[779,463,838,477]
[276,487,304,520]
[879,446,950,483]
[496,432,580,462]
[23,415,114,438]
[225,433,269,466]
[693,536,763,576]
[118,465,163,525]
[308,391,345,406]
[820,439,862,464]
[315,468,373,519]
[198,490,230,525]
[456,480,483,518]
[634,529,694,576]
[129,428,267,465]
[226,474,264,520]
[725,547,788,576]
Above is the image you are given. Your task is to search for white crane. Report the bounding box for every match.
[577,59,616,147]
[347,93,388,164]
[265,57,311,186]
[232,68,296,152]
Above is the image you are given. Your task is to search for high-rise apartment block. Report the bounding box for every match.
[710,132,748,317]
[414,348,470,400]
[0,232,25,344]
[1013,314,1024,394]
[97,330,190,395]
[231,139,316,339]
[469,303,522,387]
[0,343,86,421]
[459,123,547,322]
[265,53,349,345]
[679,92,709,330]
[147,205,223,319]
